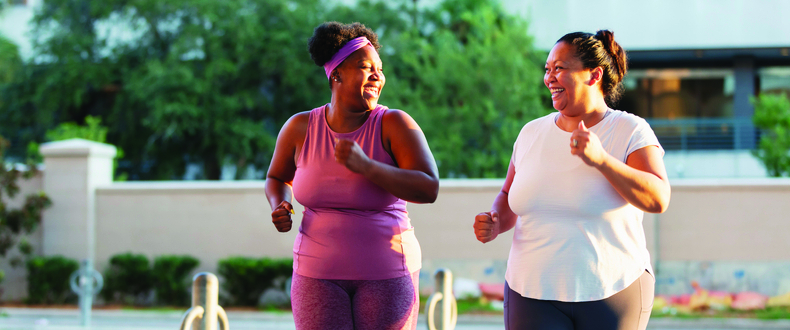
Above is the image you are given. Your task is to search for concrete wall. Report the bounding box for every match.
[4,140,790,301]
[90,178,790,297]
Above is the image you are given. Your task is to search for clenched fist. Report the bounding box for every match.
[570,121,607,167]
[473,211,500,243]
[272,201,294,232]
[334,138,373,174]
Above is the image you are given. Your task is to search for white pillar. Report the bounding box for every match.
[39,139,116,262]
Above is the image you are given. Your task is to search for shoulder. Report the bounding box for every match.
[608,110,650,130]
[517,112,556,137]
[278,110,311,138]
[381,108,420,131]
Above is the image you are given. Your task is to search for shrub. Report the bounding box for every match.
[217,257,292,306]
[152,255,199,306]
[101,253,153,305]
[26,255,79,304]
[752,93,790,176]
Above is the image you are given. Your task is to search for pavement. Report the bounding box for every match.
[1,307,790,330]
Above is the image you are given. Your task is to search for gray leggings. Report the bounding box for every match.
[504,271,654,330]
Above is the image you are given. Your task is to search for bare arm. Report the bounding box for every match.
[571,121,670,213]
[473,161,518,243]
[334,109,439,203]
[265,112,309,232]
[596,146,670,213]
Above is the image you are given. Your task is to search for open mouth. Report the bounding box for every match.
[364,86,379,98]
[550,88,565,98]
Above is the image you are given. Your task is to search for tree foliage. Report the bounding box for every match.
[752,93,790,177]
[383,0,550,177]
[1,0,330,179]
[0,136,52,290]
[0,0,549,179]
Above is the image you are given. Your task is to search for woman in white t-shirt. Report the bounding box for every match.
[473,30,670,330]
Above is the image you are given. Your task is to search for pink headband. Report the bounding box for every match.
[323,36,373,80]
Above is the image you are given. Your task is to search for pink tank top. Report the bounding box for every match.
[291,104,421,280]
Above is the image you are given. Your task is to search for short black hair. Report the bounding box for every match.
[307,22,381,67]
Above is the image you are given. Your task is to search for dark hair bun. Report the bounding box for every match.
[594,30,627,83]
[308,22,381,67]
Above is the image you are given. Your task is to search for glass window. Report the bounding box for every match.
[759,67,790,98]
[619,69,735,120]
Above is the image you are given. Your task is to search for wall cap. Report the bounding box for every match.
[670,178,790,188]
[40,139,117,158]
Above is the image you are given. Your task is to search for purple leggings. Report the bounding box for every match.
[290,272,420,330]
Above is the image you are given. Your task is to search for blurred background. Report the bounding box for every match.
[1,0,790,326]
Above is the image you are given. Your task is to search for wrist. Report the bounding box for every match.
[360,157,377,177]
[594,153,614,170]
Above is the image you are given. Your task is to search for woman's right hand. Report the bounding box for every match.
[272,201,294,232]
[473,211,499,243]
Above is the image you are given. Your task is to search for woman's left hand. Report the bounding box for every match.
[335,138,373,174]
[571,121,607,167]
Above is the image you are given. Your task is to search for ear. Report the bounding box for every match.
[332,69,341,83]
[588,67,603,86]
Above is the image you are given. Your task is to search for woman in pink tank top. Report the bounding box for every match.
[265,22,439,330]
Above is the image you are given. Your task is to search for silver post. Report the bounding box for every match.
[179,272,229,330]
[69,259,103,327]
[425,268,457,330]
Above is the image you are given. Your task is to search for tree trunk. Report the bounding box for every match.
[204,158,222,180]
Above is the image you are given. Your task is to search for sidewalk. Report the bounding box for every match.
[2,307,790,329]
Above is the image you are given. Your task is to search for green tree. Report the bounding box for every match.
[382,0,550,177]
[1,0,549,179]
[752,93,790,177]
[0,0,330,179]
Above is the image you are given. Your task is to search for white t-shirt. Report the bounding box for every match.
[506,110,663,302]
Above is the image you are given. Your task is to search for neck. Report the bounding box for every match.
[327,94,372,133]
[556,96,610,132]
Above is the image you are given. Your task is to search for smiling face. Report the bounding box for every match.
[544,41,596,115]
[333,45,385,111]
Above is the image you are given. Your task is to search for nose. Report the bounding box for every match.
[370,71,382,81]
[544,70,555,86]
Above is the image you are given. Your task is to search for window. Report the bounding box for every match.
[759,67,790,98]
[619,69,745,150]
[619,69,735,119]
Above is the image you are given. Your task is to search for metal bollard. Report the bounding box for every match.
[425,268,458,330]
[69,259,103,327]
[179,272,230,330]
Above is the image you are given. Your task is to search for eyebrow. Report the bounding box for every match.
[356,59,382,66]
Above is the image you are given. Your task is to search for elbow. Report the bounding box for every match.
[422,180,440,203]
[645,201,669,214]
[645,189,671,214]
[410,178,439,204]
